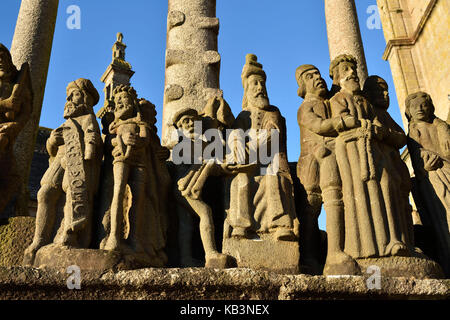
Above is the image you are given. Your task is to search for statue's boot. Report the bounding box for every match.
[274,227,297,241]
[205,252,235,268]
[387,241,409,257]
[23,239,46,266]
[103,236,121,252]
[323,251,361,276]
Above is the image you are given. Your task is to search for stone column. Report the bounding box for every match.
[162,0,222,147]
[324,0,368,85]
[10,0,59,215]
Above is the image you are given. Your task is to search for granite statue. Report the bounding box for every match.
[326,54,416,275]
[0,43,32,214]
[23,78,102,265]
[100,85,169,267]
[172,97,235,268]
[295,64,346,274]
[406,91,450,276]
[222,54,299,273]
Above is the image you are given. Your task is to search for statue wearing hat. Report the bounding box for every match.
[171,99,236,268]
[296,64,354,274]
[0,43,32,214]
[24,78,102,265]
[226,54,297,242]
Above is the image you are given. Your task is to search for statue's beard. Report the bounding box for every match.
[248,95,269,109]
[64,102,87,118]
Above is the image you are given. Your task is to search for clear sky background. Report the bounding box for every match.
[1,0,403,230]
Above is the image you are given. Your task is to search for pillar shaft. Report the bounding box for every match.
[10,0,59,215]
[162,0,222,147]
[325,0,368,84]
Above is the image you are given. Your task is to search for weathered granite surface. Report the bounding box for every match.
[0,267,448,300]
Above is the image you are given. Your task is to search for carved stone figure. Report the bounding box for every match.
[172,99,235,268]
[0,44,32,214]
[23,78,102,265]
[406,91,450,276]
[226,54,297,241]
[295,64,347,274]
[222,54,299,273]
[327,54,416,275]
[100,85,169,267]
[363,75,412,234]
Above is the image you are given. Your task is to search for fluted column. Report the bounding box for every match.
[325,0,368,85]
[162,0,222,147]
[10,0,59,215]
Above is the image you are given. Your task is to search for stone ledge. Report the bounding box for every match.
[0,267,448,300]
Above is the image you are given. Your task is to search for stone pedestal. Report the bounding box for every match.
[223,235,300,274]
[33,244,159,272]
[356,254,444,280]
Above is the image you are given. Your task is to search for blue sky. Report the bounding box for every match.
[1,0,402,230]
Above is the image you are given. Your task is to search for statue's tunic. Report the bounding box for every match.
[297,95,339,198]
[44,113,102,241]
[228,105,296,235]
[408,118,450,240]
[330,91,413,258]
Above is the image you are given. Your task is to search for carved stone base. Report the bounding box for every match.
[222,235,300,274]
[33,244,158,272]
[355,254,444,279]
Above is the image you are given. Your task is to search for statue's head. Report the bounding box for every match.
[112,85,138,121]
[363,75,389,110]
[64,78,99,119]
[241,54,269,110]
[172,108,200,140]
[295,64,327,98]
[0,43,17,80]
[405,91,435,122]
[329,54,360,93]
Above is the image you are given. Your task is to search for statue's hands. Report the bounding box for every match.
[334,115,360,133]
[342,115,360,130]
[421,150,442,171]
[49,127,64,147]
[123,133,139,147]
[220,162,258,175]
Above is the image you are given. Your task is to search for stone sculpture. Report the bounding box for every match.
[406,91,450,276]
[363,75,412,227]
[222,54,299,273]
[295,64,346,274]
[100,85,169,267]
[326,54,416,275]
[23,78,102,265]
[0,44,32,214]
[172,97,235,268]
